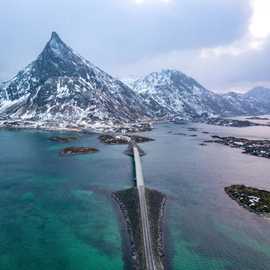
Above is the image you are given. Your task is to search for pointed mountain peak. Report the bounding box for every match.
[38,31,72,60]
[48,32,64,45]
[50,31,61,41]
[33,32,101,81]
[47,32,69,51]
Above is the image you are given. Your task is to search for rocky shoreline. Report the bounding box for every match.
[112,188,167,270]
[112,188,145,270]
[205,136,270,159]
[225,185,270,216]
[201,117,270,127]
[0,119,153,134]
[99,134,154,145]
[1,116,270,135]
[125,143,146,157]
[145,188,167,269]
[246,116,270,121]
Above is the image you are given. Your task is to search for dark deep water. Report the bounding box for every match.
[1,123,270,270]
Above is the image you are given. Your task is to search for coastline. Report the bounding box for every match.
[226,191,270,219]
[111,193,135,270]
[0,119,154,134]
[112,189,144,270]
[225,185,270,218]
[112,188,167,270]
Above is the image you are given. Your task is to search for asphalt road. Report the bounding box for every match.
[133,145,157,270]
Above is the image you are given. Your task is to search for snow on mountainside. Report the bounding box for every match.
[244,87,270,106]
[131,70,227,119]
[130,70,270,119]
[0,32,149,128]
[1,32,270,130]
[222,87,270,116]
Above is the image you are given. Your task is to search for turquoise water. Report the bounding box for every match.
[1,124,270,269]
[0,130,132,270]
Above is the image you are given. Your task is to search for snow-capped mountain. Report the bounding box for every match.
[0,32,149,126]
[244,87,270,110]
[245,86,270,101]
[130,70,270,119]
[130,70,227,119]
[222,87,270,116]
[1,33,270,130]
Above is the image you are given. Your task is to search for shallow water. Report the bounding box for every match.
[1,124,270,270]
[142,123,270,270]
[0,130,131,270]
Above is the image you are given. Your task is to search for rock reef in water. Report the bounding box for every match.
[225,185,270,215]
[203,117,270,127]
[49,136,78,143]
[60,147,98,155]
[205,136,270,159]
[208,136,270,158]
[187,127,198,132]
[246,116,269,121]
[172,132,188,136]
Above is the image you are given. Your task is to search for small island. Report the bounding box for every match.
[60,147,98,155]
[97,122,153,134]
[225,185,270,215]
[99,134,154,145]
[203,117,269,127]
[131,135,155,143]
[49,136,78,143]
[173,132,188,136]
[246,116,270,121]
[205,136,270,159]
[187,127,198,132]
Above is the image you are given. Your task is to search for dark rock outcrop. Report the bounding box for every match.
[60,146,98,155]
[205,136,270,159]
[225,185,270,215]
[113,188,167,270]
[49,136,78,143]
[99,134,154,145]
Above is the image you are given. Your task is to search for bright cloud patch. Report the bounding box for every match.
[134,0,171,4]
[200,0,270,58]
[249,0,270,39]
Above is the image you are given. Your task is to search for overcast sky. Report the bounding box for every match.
[0,0,270,92]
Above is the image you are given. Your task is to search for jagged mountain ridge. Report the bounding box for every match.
[221,87,270,116]
[130,70,226,118]
[0,32,149,125]
[130,70,270,118]
[1,32,270,129]
[244,87,270,110]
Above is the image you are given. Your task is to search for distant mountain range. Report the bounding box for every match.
[129,72,270,119]
[0,32,270,129]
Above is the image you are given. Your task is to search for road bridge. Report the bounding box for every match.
[133,144,157,270]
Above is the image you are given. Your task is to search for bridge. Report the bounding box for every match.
[133,144,158,270]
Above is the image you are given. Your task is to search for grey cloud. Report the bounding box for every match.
[0,0,255,91]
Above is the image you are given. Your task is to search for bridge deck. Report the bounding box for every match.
[133,145,157,270]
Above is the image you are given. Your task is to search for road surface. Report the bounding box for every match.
[133,145,157,270]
